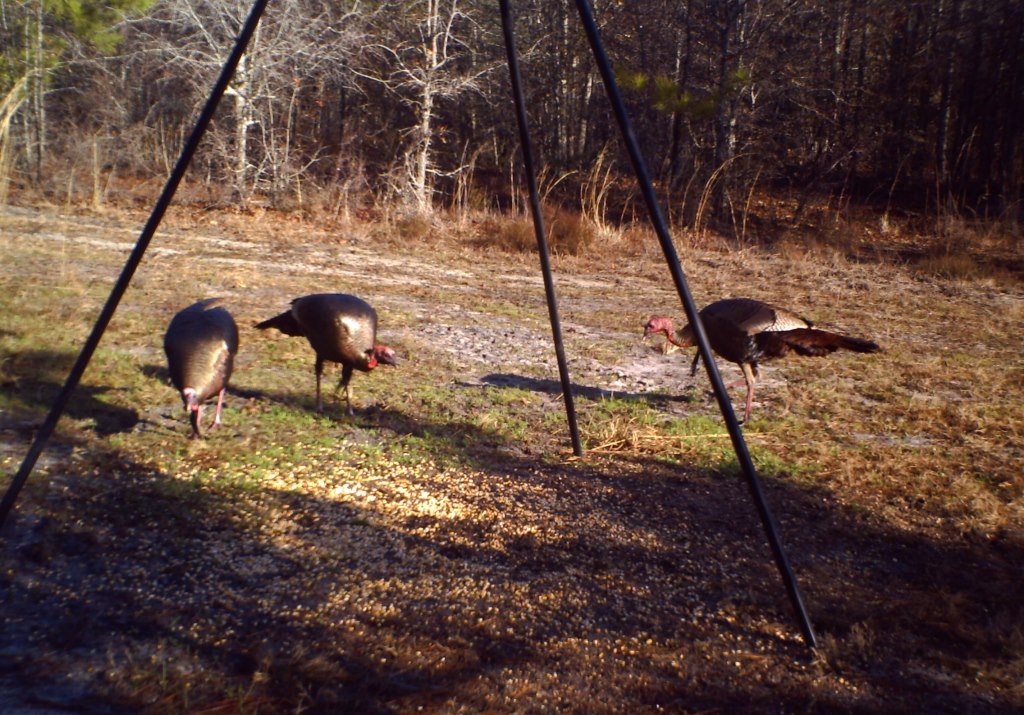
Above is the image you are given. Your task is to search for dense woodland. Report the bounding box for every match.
[1,0,1022,231]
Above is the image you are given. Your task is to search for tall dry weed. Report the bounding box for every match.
[478,205,597,257]
[913,214,1020,283]
[579,146,615,234]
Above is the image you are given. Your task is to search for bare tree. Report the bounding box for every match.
[357,0,494,214]
[126,0,364,203]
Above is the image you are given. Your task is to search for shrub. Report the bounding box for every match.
[478,205,597,256]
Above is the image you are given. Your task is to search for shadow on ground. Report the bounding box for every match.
[1,396,1021,714]
[479,372,693,405]
[0,349,138,436]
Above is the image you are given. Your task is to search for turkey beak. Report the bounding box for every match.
[378,349,398,367]
[182,391,203,438]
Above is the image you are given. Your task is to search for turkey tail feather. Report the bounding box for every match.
[784,328,880,356]
[834,334,880,353]
[255,311,305,336]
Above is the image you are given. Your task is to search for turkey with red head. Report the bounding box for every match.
[644,297,880,422]
[256,293,397,415]
[163,298,239,438]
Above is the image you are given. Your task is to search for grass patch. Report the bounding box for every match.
[577,398,750,469]
[2,204,1023,714]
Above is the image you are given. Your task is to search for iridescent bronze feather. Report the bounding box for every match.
[644,298,880,422]
[256,293,397,415]
[164,298,239,438]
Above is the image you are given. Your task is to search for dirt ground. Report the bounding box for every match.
[1,203,1022,713]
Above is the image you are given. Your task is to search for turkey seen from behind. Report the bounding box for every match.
[163,298,240,439]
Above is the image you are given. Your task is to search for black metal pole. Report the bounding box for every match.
[499,0,583,456]
[0,0,272,531]
[571,0,817,648]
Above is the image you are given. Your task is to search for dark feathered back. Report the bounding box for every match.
[256,292,397,415]
[676,297,879,365]
[646,296,878,422]
[257,293,379,369]
[164,298,239,402]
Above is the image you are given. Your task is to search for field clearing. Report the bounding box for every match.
[1,203,1022,713]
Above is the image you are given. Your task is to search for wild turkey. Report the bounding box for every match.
[255,293,397,415]
[643,297,880,422]
[163,298,239,438]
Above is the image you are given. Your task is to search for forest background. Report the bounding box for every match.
[1,0,1021,240]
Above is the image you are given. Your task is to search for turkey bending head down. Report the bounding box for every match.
[163,298,239,438]
[256,293,397,415]
[644,297,880,422]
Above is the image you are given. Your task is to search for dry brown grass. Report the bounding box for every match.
[476,204,599,256]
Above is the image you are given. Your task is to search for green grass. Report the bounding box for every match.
[662,413,724,437]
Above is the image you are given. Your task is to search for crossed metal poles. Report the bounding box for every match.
[1,0,817,650]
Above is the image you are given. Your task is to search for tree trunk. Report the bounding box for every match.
[30,0,46,183]
[711,1,744,220]
[231,51,253,202]
[412,75,434,213]
[934,0,961,202]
